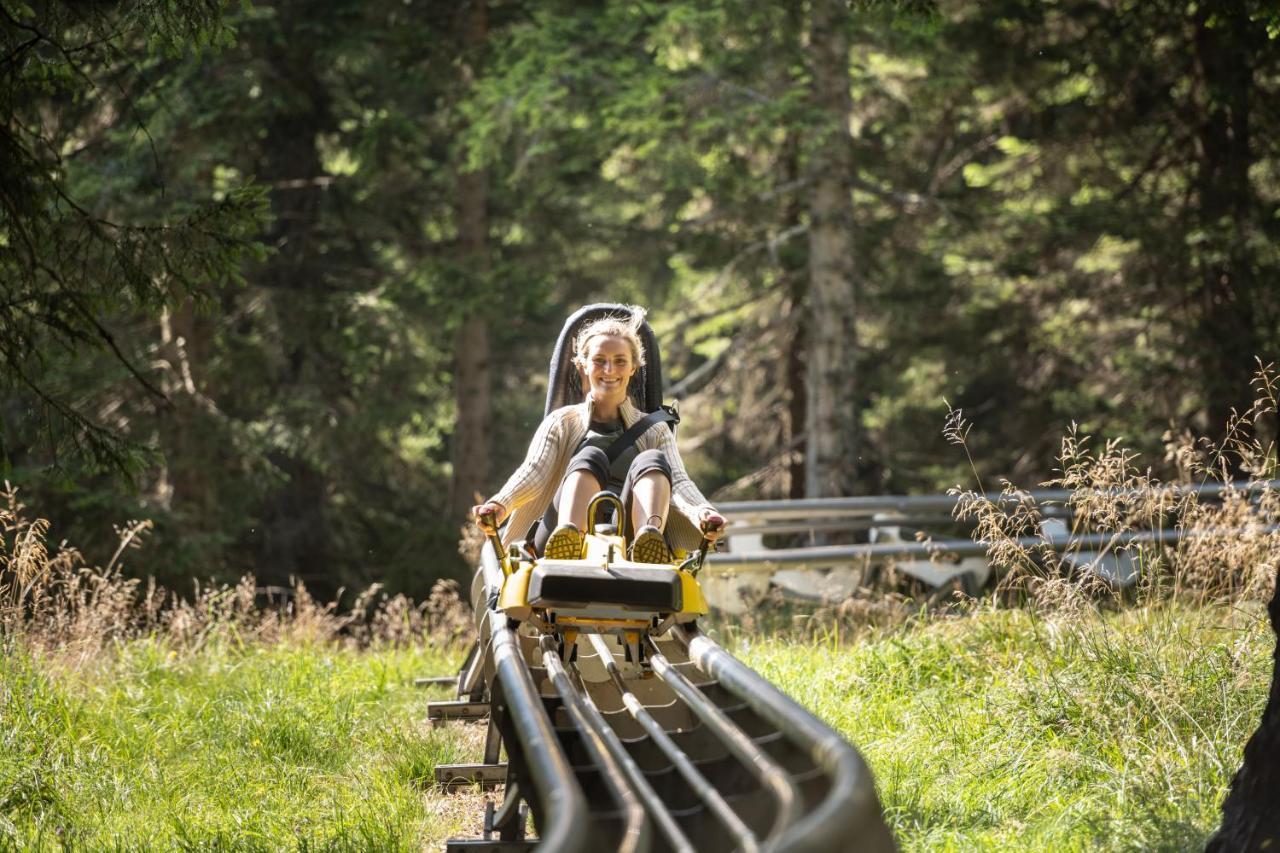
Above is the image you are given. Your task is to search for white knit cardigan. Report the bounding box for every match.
[490,397,715,553]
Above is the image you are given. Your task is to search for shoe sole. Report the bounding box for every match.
[544,529,583,560]
[631,532,672,564]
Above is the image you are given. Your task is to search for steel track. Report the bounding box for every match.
[441,545,894,852]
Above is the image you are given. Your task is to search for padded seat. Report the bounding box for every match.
[528,562,682,612]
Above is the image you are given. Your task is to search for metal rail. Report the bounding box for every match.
[485,608,589,851]
[537,630,686,850]
[537,635,654,853]
[714,479,1280,522]
[673,625,893,853]
[646,646,801,842]
[441,541,894,851]
[587,632,760,853]
[706,523,1280,571]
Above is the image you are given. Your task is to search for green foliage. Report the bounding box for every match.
[6,1,484,595]
[5,0,1280,593]
[0,1,268,474]
[902,0,1280,484]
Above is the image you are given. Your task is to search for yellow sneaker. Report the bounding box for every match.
[543,523,584,560]
[629,525,673,564]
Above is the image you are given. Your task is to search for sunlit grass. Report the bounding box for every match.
[734,601,1268,852]
[0,640,471,850]
[1,600,1265,850]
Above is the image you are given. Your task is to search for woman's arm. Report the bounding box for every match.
[650,422,716,520]
[486,410,566,521]
[657,427,727,541]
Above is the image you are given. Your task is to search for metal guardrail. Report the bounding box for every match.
[714,480,1280,522]
[706,525,1280,568]
[705,481,1280,589]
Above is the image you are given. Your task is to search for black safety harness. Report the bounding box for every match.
[604,404,680,463]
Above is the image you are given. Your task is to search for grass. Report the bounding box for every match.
[731,601,1270,852]
[0,639,475,850]
[3,379,1276,850]
[1,601,1265,850]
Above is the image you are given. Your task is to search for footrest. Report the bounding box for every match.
[428,701,490,722]
[529,561,681,612]
[436,762,507,789]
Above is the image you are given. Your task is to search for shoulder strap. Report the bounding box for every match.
[606,405,680,463]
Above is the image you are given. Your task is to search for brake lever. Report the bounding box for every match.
[690,533,718,576]
[478,509,510,576]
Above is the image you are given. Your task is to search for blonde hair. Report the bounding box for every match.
[571,306,648,370]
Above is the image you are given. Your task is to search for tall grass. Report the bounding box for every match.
[0,483,473,663]
[719,366,1279,849]
[0,481,482,849]
[737,601,1269,851]
[945,360,1279,611]
[0,636,478,848]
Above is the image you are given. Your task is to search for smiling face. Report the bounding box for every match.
[578,334,637,410]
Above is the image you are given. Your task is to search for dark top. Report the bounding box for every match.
[579,418,637,492]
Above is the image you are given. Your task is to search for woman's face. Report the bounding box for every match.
[579,335,636,407]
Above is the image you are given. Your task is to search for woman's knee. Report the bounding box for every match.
[630,449,672,482]
[566,446,610,486]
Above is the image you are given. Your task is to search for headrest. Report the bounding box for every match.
[544,304,664,416]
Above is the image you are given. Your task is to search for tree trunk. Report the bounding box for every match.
[1206,566,1280,852]
[804,0,859,499]
[449,0,491,522]
[787,279,808,501]
[253,17,334,589]
[1191,4,1261,445]
[155,299,211,518]
[451,310,490,519]
[780,128,808,501]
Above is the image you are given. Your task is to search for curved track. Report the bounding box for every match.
[440,544,893,852]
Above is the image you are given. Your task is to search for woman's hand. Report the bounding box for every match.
[699,508,727,543]
[472,500,507,534]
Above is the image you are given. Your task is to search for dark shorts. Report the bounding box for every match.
[532,447,673,555]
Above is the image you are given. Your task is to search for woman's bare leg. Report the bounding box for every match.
[557,469,601,530]
[630,470,671,532]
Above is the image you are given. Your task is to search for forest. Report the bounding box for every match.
[3,0,1278,600]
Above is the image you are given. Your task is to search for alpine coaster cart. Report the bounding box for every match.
[435,305,893,852]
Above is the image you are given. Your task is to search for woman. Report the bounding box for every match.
[472,307,725,562]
